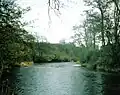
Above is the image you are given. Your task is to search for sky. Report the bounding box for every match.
[18,0,86,43]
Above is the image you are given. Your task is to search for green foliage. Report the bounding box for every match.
[97,44,120,68]
[0,0,35,74]
[78,47,100,64]
[33,42,80,63]
[71,0,120,72]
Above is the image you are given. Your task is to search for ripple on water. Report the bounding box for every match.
[12,62,120,95]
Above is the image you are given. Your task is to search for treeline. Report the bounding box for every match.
[72,0,120,72]
[33,42,81,63]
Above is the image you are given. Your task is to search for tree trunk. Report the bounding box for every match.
[114,5,119,44]
[84,27,88,47]
[93,32,96,49]
[97,0,105,46]
[106,31,111,44]
[101,11,105,46]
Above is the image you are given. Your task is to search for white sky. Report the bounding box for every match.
[18,0,86,43]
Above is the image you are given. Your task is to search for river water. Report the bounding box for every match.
[11,62,120,95]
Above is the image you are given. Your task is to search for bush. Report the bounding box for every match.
[80,48,100,64]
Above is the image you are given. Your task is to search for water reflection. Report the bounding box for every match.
[82,71,103,95]
[11,63,120,95]
[101,74,120,95]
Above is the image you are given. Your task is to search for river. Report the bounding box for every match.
[11,62,120,95]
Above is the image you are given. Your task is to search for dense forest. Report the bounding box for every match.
[33,42,97,64]
[33,41,89,63]
[34,42,77,63]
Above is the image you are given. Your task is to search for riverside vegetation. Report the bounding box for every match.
[71,0,120,72]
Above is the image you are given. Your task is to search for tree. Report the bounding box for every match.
[59,39,66,44]
[0,0,34,94]
[83,0,110,46]
[72,10,101,49]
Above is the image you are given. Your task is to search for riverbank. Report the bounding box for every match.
[79,63,120,73]
[14,61,72,67]
[34,58,73,64]
[14,61,34,67]
[13,60,120,73]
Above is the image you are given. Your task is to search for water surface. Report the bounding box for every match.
[12,62,120,95]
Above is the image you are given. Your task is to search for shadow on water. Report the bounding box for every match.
[101,74,120,95]
[10,63,120,95]
[80,70,120,95]
[81,72,103,95]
